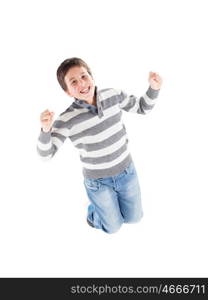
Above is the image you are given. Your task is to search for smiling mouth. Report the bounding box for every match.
[80,87,90,94]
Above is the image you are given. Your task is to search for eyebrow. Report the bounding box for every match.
[69,72,87,82]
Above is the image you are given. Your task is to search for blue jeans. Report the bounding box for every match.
[83,162,143,234]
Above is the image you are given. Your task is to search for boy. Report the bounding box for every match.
[37,57,162,234]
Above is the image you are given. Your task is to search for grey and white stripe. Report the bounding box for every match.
[37,86,159,178]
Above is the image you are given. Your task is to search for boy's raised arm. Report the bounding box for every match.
[37,109,68,161]
[118,72,162,114]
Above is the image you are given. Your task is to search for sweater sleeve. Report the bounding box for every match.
[36,117,69,161]
[118,86,160,114]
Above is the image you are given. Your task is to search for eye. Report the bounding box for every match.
[72,80,77,85]
[82,75,87,79]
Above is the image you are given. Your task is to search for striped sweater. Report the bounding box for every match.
[37,86,159,179]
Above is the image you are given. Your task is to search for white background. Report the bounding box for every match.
[0,0,207,277]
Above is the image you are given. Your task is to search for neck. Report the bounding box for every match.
[86,89,97,106]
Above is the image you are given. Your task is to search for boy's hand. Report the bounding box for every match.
[40,109,55,132]
[148,72,163,90]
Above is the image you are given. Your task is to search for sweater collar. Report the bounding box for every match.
[74,86,104,118]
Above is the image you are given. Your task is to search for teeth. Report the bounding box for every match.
[81,87,90,94]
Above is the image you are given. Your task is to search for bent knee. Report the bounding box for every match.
[124,212,143,224]
[102,222,123,234]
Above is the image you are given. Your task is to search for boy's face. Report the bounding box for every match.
[64,66,95,103]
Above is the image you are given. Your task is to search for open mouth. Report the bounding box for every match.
[80,87,90,95]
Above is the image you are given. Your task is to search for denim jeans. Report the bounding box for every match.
[83,162,143,234]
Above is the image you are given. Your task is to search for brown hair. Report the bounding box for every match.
[56,57,93,91]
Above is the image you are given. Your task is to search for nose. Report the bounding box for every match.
[78,79,85,88]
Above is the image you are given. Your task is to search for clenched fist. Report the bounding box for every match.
[148,72,163,90]
[40,109,55,132]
